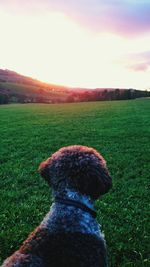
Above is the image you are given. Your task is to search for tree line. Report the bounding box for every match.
[0,88,150,104]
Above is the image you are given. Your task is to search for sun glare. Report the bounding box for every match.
[0,9,150,89]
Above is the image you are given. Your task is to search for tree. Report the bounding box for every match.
[0,93,9,104]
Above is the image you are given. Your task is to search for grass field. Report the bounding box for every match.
[0,100,150,266]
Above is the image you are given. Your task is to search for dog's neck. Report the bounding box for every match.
[53,189,94,210]
[41,189,103,239]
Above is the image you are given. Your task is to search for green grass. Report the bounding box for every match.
[0,100,150,266]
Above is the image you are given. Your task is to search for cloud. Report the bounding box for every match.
[130,63,149,72]
[125,51,150,71]
[1,0,150,37]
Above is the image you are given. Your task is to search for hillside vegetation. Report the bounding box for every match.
[0,99,149,266]
[0,69,149,104]
[0,69,71,104]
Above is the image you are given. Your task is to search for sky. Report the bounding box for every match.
[0,0,150,89]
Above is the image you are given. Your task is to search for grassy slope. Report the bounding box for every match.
[0,82,41,93]
[0,100,150,266]
[0,82,69,99]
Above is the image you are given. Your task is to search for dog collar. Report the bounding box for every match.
[55,197,97,218]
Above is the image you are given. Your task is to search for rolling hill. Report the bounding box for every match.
[0,69,73,104]
[0,69,149,104]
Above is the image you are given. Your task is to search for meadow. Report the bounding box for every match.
[0,99,149,266]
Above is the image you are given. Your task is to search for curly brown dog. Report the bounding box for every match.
[2,145,112,267]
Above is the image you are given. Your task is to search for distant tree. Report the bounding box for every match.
[66,94,75,103]
[101,90,108,100]
[18,95,26,103]
[114,89,121,100]
[0,93,9,104]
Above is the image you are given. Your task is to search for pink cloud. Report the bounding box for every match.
[1,1,150,37]
[126,51,150,72]
[130,63,149,72]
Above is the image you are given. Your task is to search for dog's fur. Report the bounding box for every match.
[1,145,112,267]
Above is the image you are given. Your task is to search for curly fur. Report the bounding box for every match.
[39,145,112,199]
[1,145,112,267]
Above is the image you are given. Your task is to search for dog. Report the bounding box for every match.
[1,145,112,267]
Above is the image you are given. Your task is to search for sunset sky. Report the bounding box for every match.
[0,0,150,89]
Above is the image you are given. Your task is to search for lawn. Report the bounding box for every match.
[0,100,149,266]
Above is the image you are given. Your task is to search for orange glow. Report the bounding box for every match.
[0,9,150,89]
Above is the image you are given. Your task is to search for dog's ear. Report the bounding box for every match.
[92,168,112,199]
[38,158,51,185]
[73,167,112,200]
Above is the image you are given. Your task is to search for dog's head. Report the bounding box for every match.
[38,145,112,200]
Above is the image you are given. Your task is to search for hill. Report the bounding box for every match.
[0,69,149,104]
[0,69,72,104]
